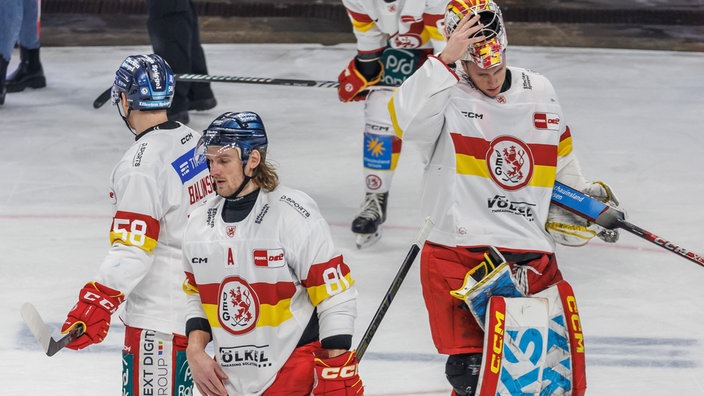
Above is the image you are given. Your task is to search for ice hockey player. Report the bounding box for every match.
[388,0,623,394]
[181,111,364,395]
[337,0,449,248]
[60,54,214,395]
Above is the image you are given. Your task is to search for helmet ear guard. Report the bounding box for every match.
[444,0,507,69]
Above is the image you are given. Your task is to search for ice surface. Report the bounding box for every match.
[1,43,703,395]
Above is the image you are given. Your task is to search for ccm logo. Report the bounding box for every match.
[320,364,358,379]
[82,291,118,313]
[489,310,505,373]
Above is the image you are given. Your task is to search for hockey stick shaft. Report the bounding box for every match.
[551,182,704,268]
[355,217,434,361]
[92,74,395,109]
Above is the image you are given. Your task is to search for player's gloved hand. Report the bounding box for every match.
[312,350,364,395]
[547,181,622,246]
[337,57,383,102]
[61,281,125,350]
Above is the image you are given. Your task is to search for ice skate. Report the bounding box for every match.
[352,192,388,249]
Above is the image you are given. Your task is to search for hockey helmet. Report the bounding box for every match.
[196,111,269,165]
[111,54,175,110]
[444,0,507,69]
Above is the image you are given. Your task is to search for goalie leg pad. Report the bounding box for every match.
[475,281,586,396]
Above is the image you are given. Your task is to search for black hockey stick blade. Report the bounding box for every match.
[93,87,112,109]
[20,302,84,356]
[355,216,434,361]
[551,182,704,268]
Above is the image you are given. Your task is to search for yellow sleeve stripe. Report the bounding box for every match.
[109,232,158,253]
[307,274,355,306]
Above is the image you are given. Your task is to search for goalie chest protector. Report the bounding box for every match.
[476,281,587,396]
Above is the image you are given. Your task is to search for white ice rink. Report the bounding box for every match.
[1,43,703,395]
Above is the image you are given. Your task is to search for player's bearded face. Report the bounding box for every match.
[205,146,245,197]
[462,57,507,98]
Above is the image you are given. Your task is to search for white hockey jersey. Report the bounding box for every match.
[96,123,213,334]
[389,56,584,252]
[182,187,358,395]
[342,0,448,53]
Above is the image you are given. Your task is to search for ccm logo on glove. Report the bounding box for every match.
[81,290,120,313]
[319,363,358,379]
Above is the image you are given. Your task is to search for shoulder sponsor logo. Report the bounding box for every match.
[254,203,269,224]
[486,136,534,191]
[280,195,310,218]
[172,147,209,184]
[521,72,532,90]
[206,207,218,228]
[133,142,149,167]
[252,248,285,268]
[533,113,560,130]
[218,276,259,335]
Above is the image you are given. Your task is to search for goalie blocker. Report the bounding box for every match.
[451,249,586,395]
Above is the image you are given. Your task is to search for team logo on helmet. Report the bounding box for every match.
[486,136,534,190]
[218,277,259,335]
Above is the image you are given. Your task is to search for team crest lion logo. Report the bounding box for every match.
[218,277,259,335]
[486,136,534,190]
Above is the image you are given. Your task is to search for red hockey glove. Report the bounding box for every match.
[312,350,364,395]
[61,281,125,350]
[337,58,383,102]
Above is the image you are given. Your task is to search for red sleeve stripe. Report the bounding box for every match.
[109,210,160,252]
[302,255,349,288]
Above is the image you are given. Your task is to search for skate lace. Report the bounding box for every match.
[357,194,384,220]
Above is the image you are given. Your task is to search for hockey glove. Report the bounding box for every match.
[547,181,622,246]
[61,281,125,350]
[337,57,383,102]
[312,350,364,395]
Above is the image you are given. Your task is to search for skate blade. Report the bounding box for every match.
[355,231,382,249]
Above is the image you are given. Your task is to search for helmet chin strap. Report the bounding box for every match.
[117,97,138,136]
[224,162,255,200]
[225,175,252,200]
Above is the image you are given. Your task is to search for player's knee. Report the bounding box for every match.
[445,353,482,396]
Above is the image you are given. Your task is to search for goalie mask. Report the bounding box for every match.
[444,0,507,69]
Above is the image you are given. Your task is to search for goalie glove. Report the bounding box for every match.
[547,181,622,246]
[61,281,125,350]
[337,57,383,102]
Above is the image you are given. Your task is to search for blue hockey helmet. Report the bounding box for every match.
[111,54,175,110]
[196,111,269,165]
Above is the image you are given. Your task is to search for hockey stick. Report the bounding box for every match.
[20,302,84,356]
[355,216,434,361]
[92,74,396,109]
[551,182,704,268]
